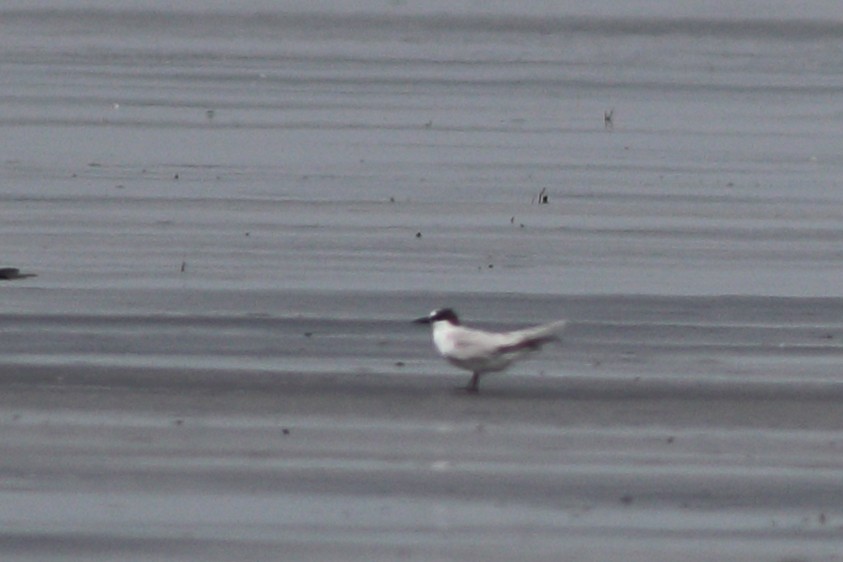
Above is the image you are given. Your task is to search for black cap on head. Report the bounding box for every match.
[413,308,460,325]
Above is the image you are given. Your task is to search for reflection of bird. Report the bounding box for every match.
[414,308,566,392]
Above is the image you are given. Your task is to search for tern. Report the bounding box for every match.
[414,308,566,392]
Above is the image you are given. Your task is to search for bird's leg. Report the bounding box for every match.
[465,372,480,393]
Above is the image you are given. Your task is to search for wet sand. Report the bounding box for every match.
[3,293,843,561]
[3,2,843,561]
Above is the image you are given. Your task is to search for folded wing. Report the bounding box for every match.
[495,320,567,354]
[438,319,567,374]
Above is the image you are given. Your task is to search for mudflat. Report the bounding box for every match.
[3,293,843,561]
[3,2,843,561]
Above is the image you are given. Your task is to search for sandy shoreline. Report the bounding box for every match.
[3,362,843,561]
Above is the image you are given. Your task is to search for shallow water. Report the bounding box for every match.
[4,2,843,296]
[2,2,843,560]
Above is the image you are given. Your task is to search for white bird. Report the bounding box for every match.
[414,308,566,392]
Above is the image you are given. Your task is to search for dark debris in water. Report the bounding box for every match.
[0,267,36,280]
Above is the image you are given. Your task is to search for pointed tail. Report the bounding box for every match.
[499,320,567,353]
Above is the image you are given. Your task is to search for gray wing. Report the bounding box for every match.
[446,327,510,360]
[495,320,567,354]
